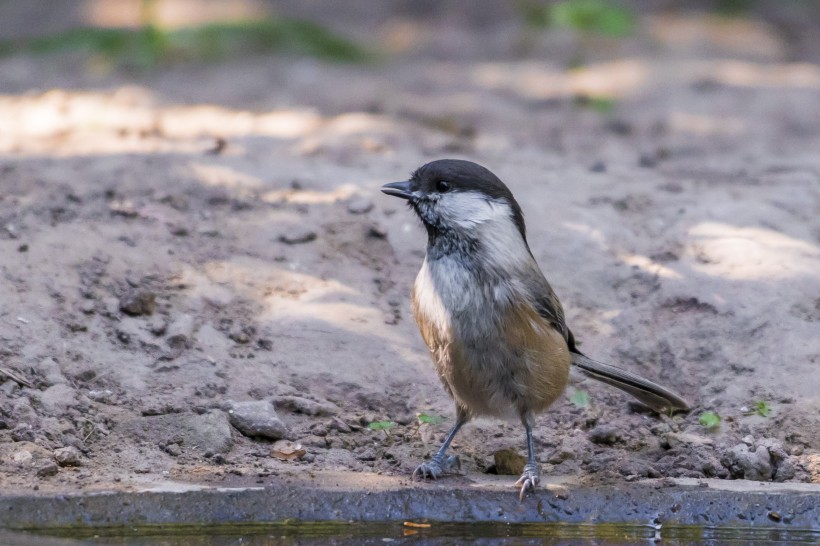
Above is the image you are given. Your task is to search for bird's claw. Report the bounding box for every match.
[413,460,443,480]
[413,455,459,481]
[515,462,540,501]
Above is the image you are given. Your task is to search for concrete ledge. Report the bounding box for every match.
[0,473,817,532]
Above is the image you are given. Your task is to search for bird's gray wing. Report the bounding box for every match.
[529,272,690,412]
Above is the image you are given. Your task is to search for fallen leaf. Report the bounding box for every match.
[270,440,306,461]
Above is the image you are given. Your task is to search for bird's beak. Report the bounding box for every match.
[381,180,413,200]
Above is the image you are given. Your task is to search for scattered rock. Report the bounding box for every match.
[274,395,339,416]
[309,423,328,437]
[346,195,373,214]
[638,153,658,168]
[119,289,156,316]
[121,410,233,455]
[36,460,59,477]
[256,338,273,351]
[228,325,255,344]
[270,440,306,461]
[166,314,195,350]
[161,441,182,457]
[590,160,607,173]
[169,224,190,236]
[758,438,797,481]
[721,443,773,480]
[279,227,317,245]
[11,423,35,443]
[37,384,77,414]
[53,446,82,467]
[116,317,162,349]
[588,424,622,445]
[328,417,352,433]
[356,447,377,461]
[493,448,526,476]
[227,400,289,440]
[148,316,167,336]
[37,357,67,386]
[11,449,33,464]
[80,300,96,314]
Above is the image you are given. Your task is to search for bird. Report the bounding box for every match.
[381,159,690,500]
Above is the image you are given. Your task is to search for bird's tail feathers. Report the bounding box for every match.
[570,353,690,412]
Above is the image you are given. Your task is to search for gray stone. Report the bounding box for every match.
[757,438,797,482]
[53,446,82,467]
[227,400,288,440]
[148,316,167,336]
[274,395,339,416]
[346,195,373,214]
[36,460,59,477]
[721,444,773,481]
[588,424,621,445]
[328,417,351,433]
[38,384,77,414]
[279,227,317,245]
[37,357,67,386]
[11,423,35,442]
[116,318,161,349]
[120,411,232,455]
[166,314,195,350]
[119,289,156,316]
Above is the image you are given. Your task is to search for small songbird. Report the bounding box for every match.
[382,159,689,500]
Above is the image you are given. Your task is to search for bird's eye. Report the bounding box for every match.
[435,180,450,193]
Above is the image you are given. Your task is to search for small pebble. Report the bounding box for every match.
[590,161,607,173]
[347,195,373,214]
[228,400,289,440]
[36,461,59,477]
[54,446,83,467]
[279,227,317,245]
[588,424,621,445]
[119,289,156,316]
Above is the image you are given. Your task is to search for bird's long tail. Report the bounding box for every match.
[570,353,690,412]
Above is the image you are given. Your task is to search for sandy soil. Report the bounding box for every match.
[1,2,819,494]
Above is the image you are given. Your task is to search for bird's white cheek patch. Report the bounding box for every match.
[438,192,510,229]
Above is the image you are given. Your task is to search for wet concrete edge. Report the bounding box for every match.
[0,476,817,531]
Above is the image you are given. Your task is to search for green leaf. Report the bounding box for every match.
[754,401,771,418]
[589,97,616,114]
[698,411,721,429]
[569,389,590,408]
[368,420,397,431]
[549,0,636,38]
[573,95,616,114]
[417,413,444,425]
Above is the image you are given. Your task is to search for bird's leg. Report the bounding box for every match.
[413,412,467,481]
[515,422,540,501]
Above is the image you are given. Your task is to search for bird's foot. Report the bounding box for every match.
[412,455,460,481]
[515,462,540,501]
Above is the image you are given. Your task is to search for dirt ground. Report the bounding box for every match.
[1,2,819,495]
